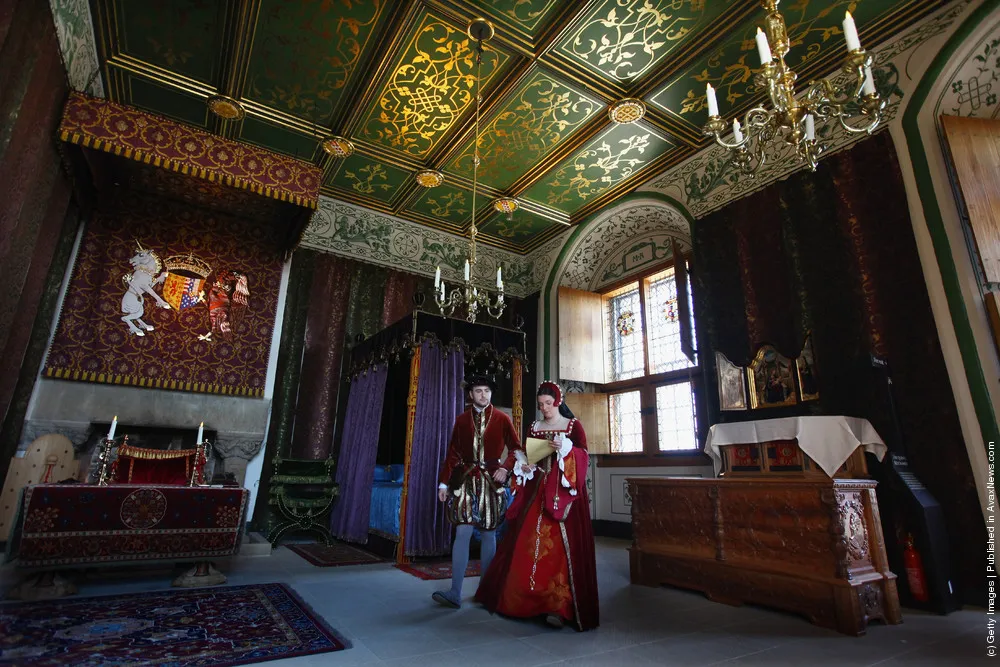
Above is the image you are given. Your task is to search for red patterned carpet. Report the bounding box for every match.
[0,583,347,666]
[287,541,385,567]
[395,560,481,580]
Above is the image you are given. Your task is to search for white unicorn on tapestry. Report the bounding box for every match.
[121,240,172,336]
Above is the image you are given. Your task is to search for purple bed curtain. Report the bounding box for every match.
[404,341,464,556]
[329,363,388,544]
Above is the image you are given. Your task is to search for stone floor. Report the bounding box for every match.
[1,537,988,666]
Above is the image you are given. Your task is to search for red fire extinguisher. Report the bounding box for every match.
[903,534,929,603]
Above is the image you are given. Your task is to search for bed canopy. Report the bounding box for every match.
[329,308,527,563]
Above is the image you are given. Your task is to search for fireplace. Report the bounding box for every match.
[19,380,268,487]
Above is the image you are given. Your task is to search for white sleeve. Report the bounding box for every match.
[512,449,536,486]
[556,436,575,493]
[557,437,573,459]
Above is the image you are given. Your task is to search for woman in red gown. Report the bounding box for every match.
[475,381,599,631]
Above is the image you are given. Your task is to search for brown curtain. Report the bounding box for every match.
[0,0,77,477]
[692,131,982,600]
[289,251,427,459]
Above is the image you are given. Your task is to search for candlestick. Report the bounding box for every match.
[434,266,441,288]
[755,27,772,65]
[197,421,204,445]
[861,65,875,95]
[108,416,117,441]
[706,83,719,117]
[843,11,861,52]
[732,118,744,143]
[464,260,470,282]
[805,114,815,141]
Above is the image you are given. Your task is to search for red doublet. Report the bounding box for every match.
[438,405,520,485]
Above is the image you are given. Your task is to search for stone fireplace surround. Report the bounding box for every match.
[20,379,268,486]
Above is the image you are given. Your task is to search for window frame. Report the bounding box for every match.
[596,257,711,467]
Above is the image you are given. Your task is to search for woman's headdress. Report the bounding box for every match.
[537,380,563,406]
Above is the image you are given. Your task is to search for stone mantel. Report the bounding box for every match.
[22,379,268,484]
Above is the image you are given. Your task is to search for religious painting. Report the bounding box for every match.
[715,351,747,411]
[747,345,798,409]
[796,334,820,401]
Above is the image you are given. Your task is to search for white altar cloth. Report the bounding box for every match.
[704,416,887,478]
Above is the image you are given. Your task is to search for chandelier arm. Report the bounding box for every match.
[837,112,882,135]
[710,130,748,151]
[805,49,872,110]
[435,285,461,318]
[743,107,772,129]
[805,78,860,110]
[796,138,824,172]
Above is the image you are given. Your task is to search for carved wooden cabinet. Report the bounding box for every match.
[628,477,901,636]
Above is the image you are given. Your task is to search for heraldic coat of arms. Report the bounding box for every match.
[121,242,250,341]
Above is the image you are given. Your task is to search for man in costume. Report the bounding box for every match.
[475,381,599,631]
[433,375,521,609]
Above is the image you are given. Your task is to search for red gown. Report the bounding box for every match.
[475,418,599,631]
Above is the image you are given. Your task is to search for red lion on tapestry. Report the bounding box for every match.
[201,270,249,342]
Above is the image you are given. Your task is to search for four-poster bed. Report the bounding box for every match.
[329,309,527,564]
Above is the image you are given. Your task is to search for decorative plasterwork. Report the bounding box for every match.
[639,1,972,220]
[557,199,691,292]
[300,197,566,297]
[48,0,105,97]
[935,21,1000,119]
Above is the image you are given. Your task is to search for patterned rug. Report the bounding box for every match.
[395,560,481,580]
[0,583,347,666]
[287,541,384,567]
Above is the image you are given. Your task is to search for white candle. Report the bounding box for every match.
[805,114,815,141]
[706,83,719,117]
[197,421,204,444]
[108,416,117,440]
[464,260,470,282]
[434,266,441,288]
[440,281,445,300]
[755,27,772,65]
[496,266,502,288]
[862,65,875,95]
[843,11,861,52]
[732,118,744,143]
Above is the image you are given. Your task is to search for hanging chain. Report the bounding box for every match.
[469,38,482,271]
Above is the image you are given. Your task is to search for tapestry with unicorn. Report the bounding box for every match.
[44,191,282,397]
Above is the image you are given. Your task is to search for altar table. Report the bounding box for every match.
[705,416,887,478]
[5,484,249,568]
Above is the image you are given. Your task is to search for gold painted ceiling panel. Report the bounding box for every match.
[86,0,944,254]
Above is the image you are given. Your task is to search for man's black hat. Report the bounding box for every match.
[464,374,497,394]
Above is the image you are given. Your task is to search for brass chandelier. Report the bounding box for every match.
[434,18,505,324]
[703,0,886,174]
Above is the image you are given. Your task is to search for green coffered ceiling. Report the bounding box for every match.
[90,0,946,253]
